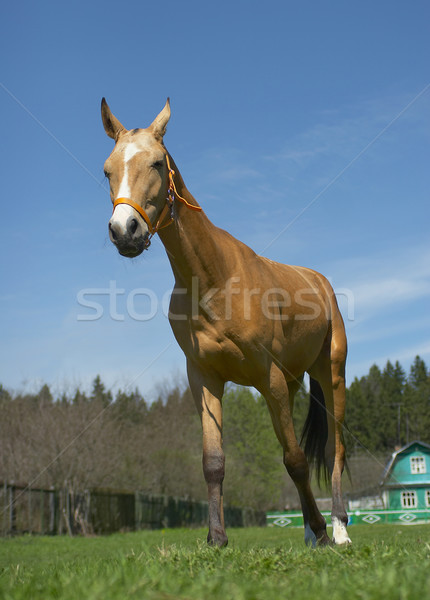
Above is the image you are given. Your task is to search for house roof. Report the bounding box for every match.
[380,440,430,486]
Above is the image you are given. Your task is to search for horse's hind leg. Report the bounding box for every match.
[258,363,330,547]
[311,325,351,545]
[326,358,351,544]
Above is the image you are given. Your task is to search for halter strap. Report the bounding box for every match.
[113,197,157,233]
[165,154,202,212]
[112,153,202,247]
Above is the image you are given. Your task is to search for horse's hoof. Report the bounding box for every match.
[316,532,333,547]
[304,523,317,548]
[333,536,352,546]
[332,517,352,545]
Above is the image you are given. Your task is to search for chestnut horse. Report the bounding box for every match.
[101,98,350,547]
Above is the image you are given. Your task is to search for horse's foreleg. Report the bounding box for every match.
[187,361,227,547]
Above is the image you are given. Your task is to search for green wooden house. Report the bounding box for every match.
[267,440,430,528]
[380,440,430,519]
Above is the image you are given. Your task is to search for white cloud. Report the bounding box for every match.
[348,315,430,345]
[349,341,430,380]
[352,276,430,316]
[332,244,430,325]
[332,243,430,379]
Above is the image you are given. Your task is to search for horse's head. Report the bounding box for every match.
[101,98,171,257]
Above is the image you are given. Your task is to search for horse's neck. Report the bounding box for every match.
[158,156,228,291]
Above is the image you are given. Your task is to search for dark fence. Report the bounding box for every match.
[0,481,266,536]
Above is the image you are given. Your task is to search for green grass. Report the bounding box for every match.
[1,525,429,599]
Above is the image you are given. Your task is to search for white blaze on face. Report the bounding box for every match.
[117,142,141,198]
[110,141,147,233]
[332,517,351,545]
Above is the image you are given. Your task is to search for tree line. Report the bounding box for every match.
[0,356,428,511]
[345,356,430,453]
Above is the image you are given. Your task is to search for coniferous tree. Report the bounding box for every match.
[90,375,112,407]
[345,364,383,453]
[345,376,369,453]
[378,361,406,450]
[404,356,430,444]
[38,384,53,404]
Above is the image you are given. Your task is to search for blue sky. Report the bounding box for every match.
[1,0,429,400]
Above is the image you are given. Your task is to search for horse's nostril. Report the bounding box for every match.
[109,221,118,241]
[128,218,138,235]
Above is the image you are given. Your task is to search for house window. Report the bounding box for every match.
[410,456,426,474]
[401,491,417,508]
[426,490,430,508]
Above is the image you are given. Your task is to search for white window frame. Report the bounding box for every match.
[401,490,417,508]
[426,490,430,508]
[410,456,426,474]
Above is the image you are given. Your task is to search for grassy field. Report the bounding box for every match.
[1,525,429,600]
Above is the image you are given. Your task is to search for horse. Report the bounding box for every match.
[101,98,351,547]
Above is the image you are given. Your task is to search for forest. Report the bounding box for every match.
[0,356,429,511]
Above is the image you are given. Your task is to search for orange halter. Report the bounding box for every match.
[112,154,202,247]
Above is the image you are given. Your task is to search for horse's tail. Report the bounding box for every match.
[300,377,330,486]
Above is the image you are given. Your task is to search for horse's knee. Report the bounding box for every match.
[203,449,225,484]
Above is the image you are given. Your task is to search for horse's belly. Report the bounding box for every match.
[171,309,328,385]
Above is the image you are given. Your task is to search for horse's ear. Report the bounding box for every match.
[101,98,126,141]
[149,98,171,140]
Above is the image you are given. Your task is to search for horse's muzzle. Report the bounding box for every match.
[108,215,148,257]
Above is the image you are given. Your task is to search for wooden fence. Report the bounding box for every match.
[0,481,266,536]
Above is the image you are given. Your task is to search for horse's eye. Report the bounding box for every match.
[104,170,111,179]
[152,160,163,169]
